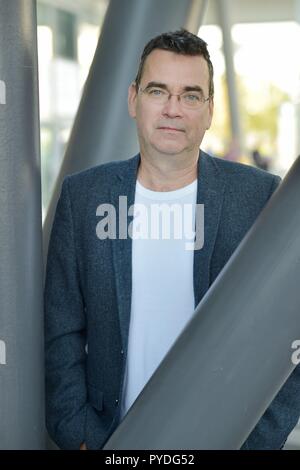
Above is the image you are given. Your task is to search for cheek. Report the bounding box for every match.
[188,117,206,136]
[193,111,211,134]
[137,107,159,133]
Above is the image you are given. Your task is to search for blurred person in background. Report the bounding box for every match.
[251,148,270,171]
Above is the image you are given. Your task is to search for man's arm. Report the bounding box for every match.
[44,177,88,450]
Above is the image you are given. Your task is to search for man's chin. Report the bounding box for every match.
[152,144,185,156]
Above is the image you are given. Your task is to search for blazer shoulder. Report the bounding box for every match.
[67,155,137,183]
[211,154,277,179]
[61,154,139,195]
[209,154,281,195]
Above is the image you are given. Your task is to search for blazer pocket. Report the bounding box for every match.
[88,384,104,411]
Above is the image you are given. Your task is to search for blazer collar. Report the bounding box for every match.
[194,150,225,306]
[110,151,225,349]
[110,154,140,351]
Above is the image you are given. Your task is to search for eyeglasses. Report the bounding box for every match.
[138,86,210,109]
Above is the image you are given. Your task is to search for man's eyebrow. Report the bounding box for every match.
[183,85,204,94]
[143,82,205,94]
[144,81,168,90]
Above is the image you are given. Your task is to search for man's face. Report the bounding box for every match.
[128,49,214,158]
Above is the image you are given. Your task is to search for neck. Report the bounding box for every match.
[137,151,199,191]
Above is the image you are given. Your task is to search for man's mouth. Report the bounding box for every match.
[157,127,185,132]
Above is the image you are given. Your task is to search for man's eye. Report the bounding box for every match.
[184,93,201,102]
[148,88,165,96]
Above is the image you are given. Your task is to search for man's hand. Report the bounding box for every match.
[80,442,87,450]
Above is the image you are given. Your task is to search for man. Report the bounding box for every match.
[44,29,300,450]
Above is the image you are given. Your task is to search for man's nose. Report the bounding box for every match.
[161,95,183,118]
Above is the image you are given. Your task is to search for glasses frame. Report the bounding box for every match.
[138,85,210,109]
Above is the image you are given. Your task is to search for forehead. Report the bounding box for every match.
[141,49,210,90]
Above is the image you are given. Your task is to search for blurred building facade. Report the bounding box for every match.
[200,0,300,179]
[37,0,108,215]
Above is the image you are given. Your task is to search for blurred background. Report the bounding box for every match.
[37,0,300,222]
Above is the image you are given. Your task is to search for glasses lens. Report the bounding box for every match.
[141,87,208,109]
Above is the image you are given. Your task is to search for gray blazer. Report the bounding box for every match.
[44,151,300,450]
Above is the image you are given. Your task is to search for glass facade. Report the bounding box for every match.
[37,0,109,217]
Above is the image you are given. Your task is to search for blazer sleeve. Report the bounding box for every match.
[44,177,89,449]
[241,174,300,450]
[241,366,300,450]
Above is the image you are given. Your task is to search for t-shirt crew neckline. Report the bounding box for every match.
[136,178,197,200]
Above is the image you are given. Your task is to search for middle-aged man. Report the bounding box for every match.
[44,29,300,450]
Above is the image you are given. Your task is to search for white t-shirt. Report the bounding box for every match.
[120,178,197,419]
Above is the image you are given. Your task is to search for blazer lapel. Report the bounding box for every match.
[194,150,226,307]
[110,154,140,352]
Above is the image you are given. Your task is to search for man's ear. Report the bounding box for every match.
[128,82,137,118]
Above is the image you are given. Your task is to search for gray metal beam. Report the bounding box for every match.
[216,0,243,157]
[0,0,45,449]
[186,0,209,34]
[104,156,300,449]
[43,0,195,259]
